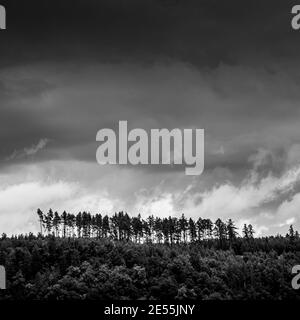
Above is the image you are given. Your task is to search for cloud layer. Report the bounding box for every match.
[0,1,300,235]
[1,146,300,236]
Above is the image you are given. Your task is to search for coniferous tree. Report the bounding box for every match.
[131,214,143,243]
[196,217,204,241]
[123,213,132,241]
[227,219,238,245]
[214,218,227,248]
[154,217,163,243]
[67,213,76,237]
[288,225,295,239]
[33,208,265,244]
[53,211,61,237]
[204,219,213,239]
[248,224,255,239]
[189,218,197,243]
[61,211,68,238]
[95,214,103,239]
[102,215,110,238]
[242,224,249,239]
[147,215,155,242]
[162,218,170,244]
[37,209,44,235]
[76,212,82,237]
[45,209,54,235]
[180,214,188,243]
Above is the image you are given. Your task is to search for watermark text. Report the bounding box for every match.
[0,265,5,289]
[96,121,204,176]
[0,5,6,30]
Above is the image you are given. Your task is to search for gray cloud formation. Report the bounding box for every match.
[5,138,50,161]
[0,0,300,235]
[1,62,300,174]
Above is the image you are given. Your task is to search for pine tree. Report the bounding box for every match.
[227,219,238,244]
[123,213,131,241]
[132,214,143,243]
[242,224,249,239]
[248,224,255,239]
[37,209,44,235]
[288,225,295,242]
[180,214,188,243]
[45,209,54,235]
[214,218,227,248]
[189,218,197,242]
[76,212,82,237]
[196,217,204,241]
[95,214,103,239]
[147,215,155,242]
[53,211,61,237]
[102,215,110,238]
[154,217,163,243]
[162,218,170,244]
[61,211,68,238]
[204,219,213,239]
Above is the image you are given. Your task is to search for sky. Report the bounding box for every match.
[1,0,300,236]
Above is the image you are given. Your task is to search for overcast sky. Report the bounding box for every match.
[1,0,300,235]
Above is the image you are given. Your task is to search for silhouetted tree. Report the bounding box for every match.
[227,219,238,245]
[180,214,188,243]
[37,209,44,235]
[189,218,197,242]
[214,218,227,248]
[53,211,61,237]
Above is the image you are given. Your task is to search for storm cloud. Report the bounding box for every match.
[0,0,300,235]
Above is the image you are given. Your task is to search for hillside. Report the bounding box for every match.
[0,233,299,300]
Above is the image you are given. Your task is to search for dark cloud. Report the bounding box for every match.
[1,1,300,235]
[1,61,300,176]
[0,0,298,67]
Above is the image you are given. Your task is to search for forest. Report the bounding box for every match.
[0,209,299,300]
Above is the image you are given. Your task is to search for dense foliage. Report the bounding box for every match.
[0,210,299,300]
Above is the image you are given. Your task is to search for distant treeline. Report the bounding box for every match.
[35,209,300,249]
[37,209,253,243]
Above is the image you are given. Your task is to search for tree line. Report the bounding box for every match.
[0,210,298,300]
[37,209,261,245]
